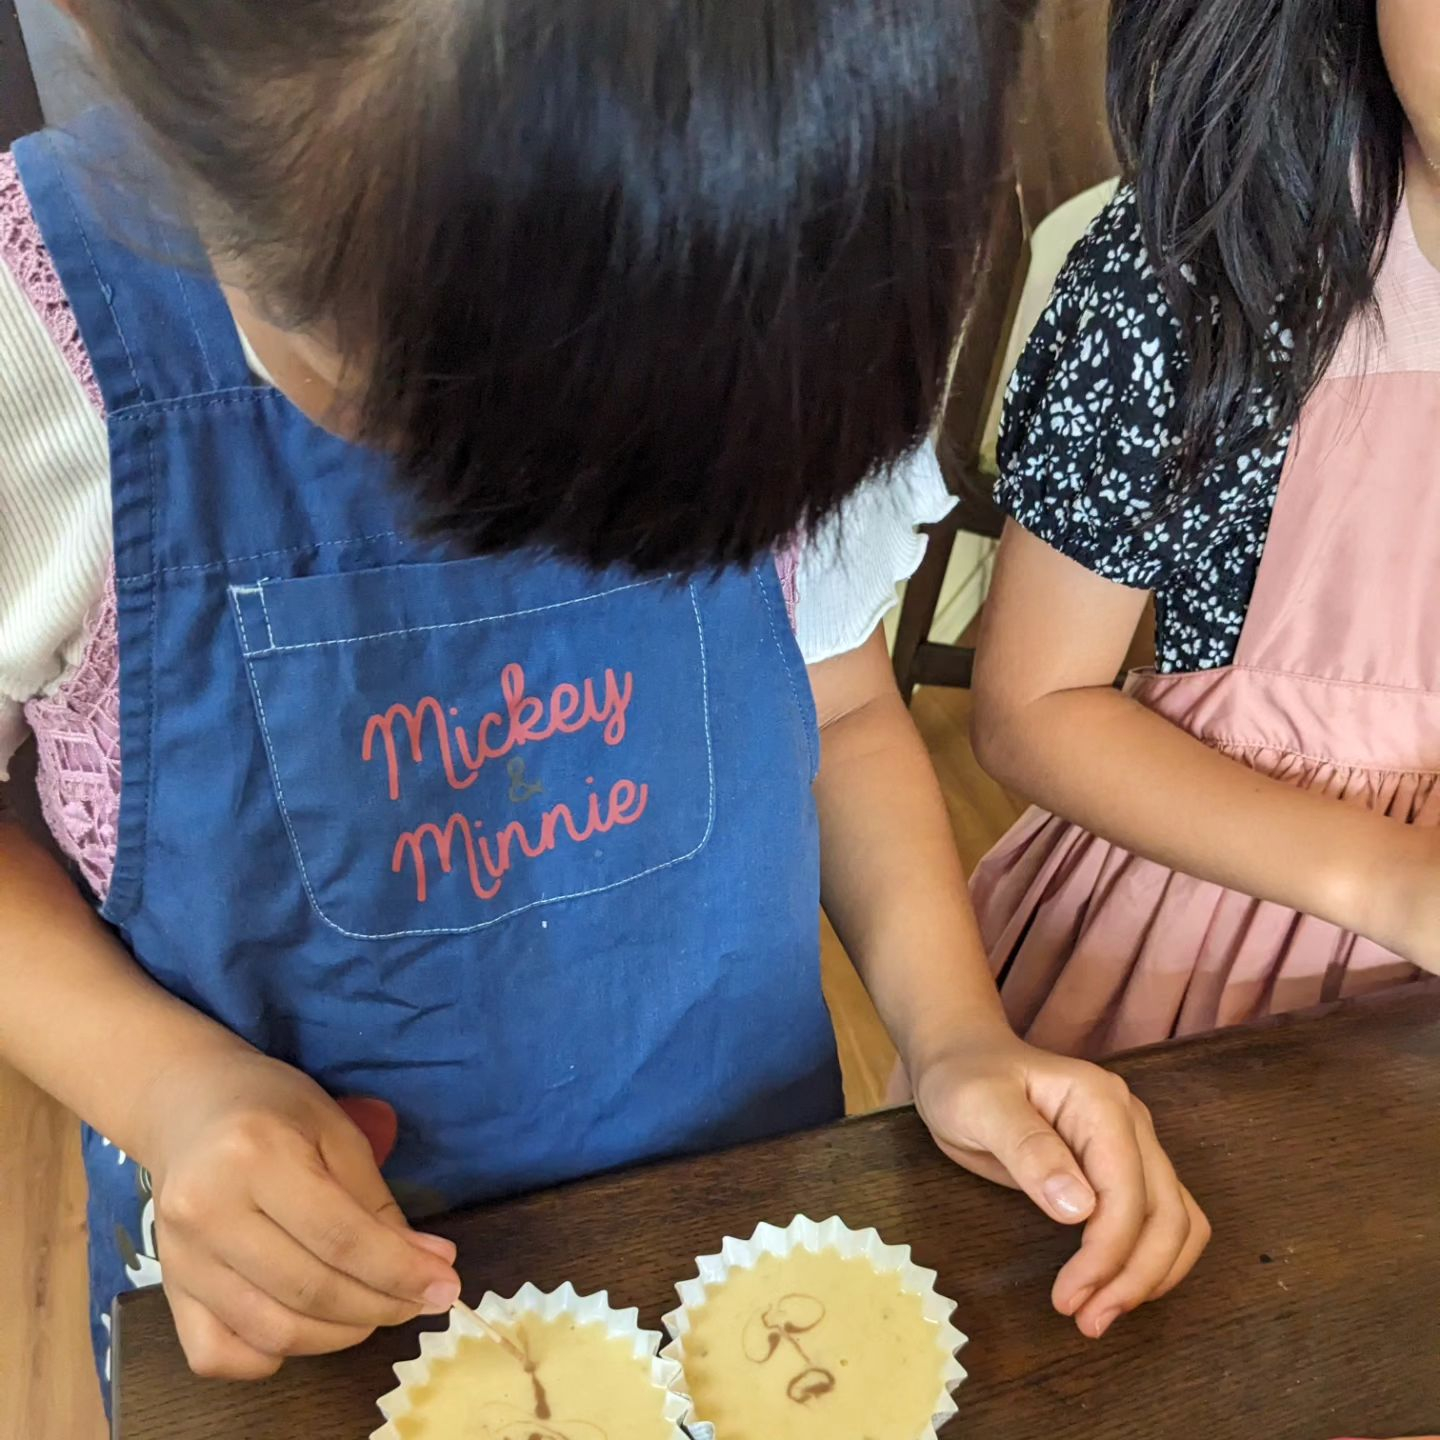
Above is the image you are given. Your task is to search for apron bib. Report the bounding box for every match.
[15,125,842,1390]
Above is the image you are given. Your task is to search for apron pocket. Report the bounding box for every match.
[230,559,715,939]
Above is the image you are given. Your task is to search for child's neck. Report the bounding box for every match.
[1404,129,1440,273]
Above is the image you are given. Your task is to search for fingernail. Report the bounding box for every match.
[1043,1174,1095,1220]
[422,1280,462,1314]
[1088,1308,1120,1339]
[412,1233,458,1263]
[1064,1285,1095,1318]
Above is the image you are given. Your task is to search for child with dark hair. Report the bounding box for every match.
[0,0,1205,1396]
[969,0,1440,1058]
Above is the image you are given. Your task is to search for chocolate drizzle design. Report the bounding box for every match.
[740,1294,837,1406]
[467,1314,608,1440]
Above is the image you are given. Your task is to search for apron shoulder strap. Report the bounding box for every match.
[13,115,253,413]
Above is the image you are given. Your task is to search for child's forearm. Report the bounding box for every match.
[811,635,1212,1330]
[973,684,1427,959]
[0,817,249,1159]
[812,636,1010,1072]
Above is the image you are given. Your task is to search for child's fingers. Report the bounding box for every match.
[168,1285,284,1381]
[928,1142,1021,1193]
[253,1158,459,1309]
[1072,1124,1195,1338]
[1149,1187,1212,1302]
[179,1256,376,1359]
[1128,1107,1212,1305]
[1049,1086,1150,1315]
[319,1118,457,1259]
[1155,1198,1211,1300]
[321,1126,459,1264]
[954,1085,1098,1224]
[216,1211,429,1328]
[409,1231,460,1263]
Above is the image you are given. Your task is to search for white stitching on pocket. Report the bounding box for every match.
[256,581,277,651]
[236,581,716,941]
[256,575,663,654]
[230,587,259,658]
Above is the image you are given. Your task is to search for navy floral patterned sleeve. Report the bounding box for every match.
[994,187,1293,673]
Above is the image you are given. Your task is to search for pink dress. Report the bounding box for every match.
[972,202,1437,1059]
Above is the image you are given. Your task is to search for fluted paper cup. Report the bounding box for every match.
[373,1282,692,1439]
[662,1215,966,1440]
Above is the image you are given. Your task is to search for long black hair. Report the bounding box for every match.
[1109,0,1406,487]
[72,0,1030,573]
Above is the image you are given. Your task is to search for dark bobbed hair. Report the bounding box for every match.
[72,0,1030,572]
[1109,0,1406,488]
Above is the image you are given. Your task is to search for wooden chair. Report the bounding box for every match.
[892,0,1119,701]
[0,2,42,148]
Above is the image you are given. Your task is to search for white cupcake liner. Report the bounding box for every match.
[372,1281,693,1439]
[662,1215,967,1440]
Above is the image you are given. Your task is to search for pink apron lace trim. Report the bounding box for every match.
[3,150,122,900]
[23,577,122,900]
[776,541,801,626]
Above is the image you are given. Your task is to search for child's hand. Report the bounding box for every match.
[140,1048,461,1380]
[912,1031,1210,1340]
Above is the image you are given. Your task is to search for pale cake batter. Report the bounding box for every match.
[681,1248,947,1440]
[393,1312,673,1440]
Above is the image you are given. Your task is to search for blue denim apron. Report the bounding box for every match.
[15,127,842,1390]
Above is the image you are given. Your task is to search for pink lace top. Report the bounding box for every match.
[1,152,121,901]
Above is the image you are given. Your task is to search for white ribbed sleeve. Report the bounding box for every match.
[0,256,111,777]
[794,440,955,665]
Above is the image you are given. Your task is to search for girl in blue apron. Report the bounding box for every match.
[0,0,1206,1401]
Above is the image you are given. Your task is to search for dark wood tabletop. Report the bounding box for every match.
[114,984,1440,1440]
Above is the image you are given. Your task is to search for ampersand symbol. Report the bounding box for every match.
[507,758,544,804]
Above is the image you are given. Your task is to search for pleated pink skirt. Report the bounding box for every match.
[972,668,1430,1059]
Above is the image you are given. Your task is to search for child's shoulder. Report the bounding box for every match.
[1044,184,1179,336]
[1003,184,1191,455]
[1066,182,1148,266]
[1005,185,1188,445]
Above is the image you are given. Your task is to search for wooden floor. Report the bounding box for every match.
[0,1061,100,1440]
[0,687,1022,1440]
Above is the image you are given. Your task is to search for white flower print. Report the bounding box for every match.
[994,185,1292,673]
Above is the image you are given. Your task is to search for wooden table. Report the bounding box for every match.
[115,985,1440,1440]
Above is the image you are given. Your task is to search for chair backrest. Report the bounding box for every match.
[937,0,1119,515]
[1,2,43,148]
[13,0,97,127]
[979,176,1119,470]
[1011,0,1119,229]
